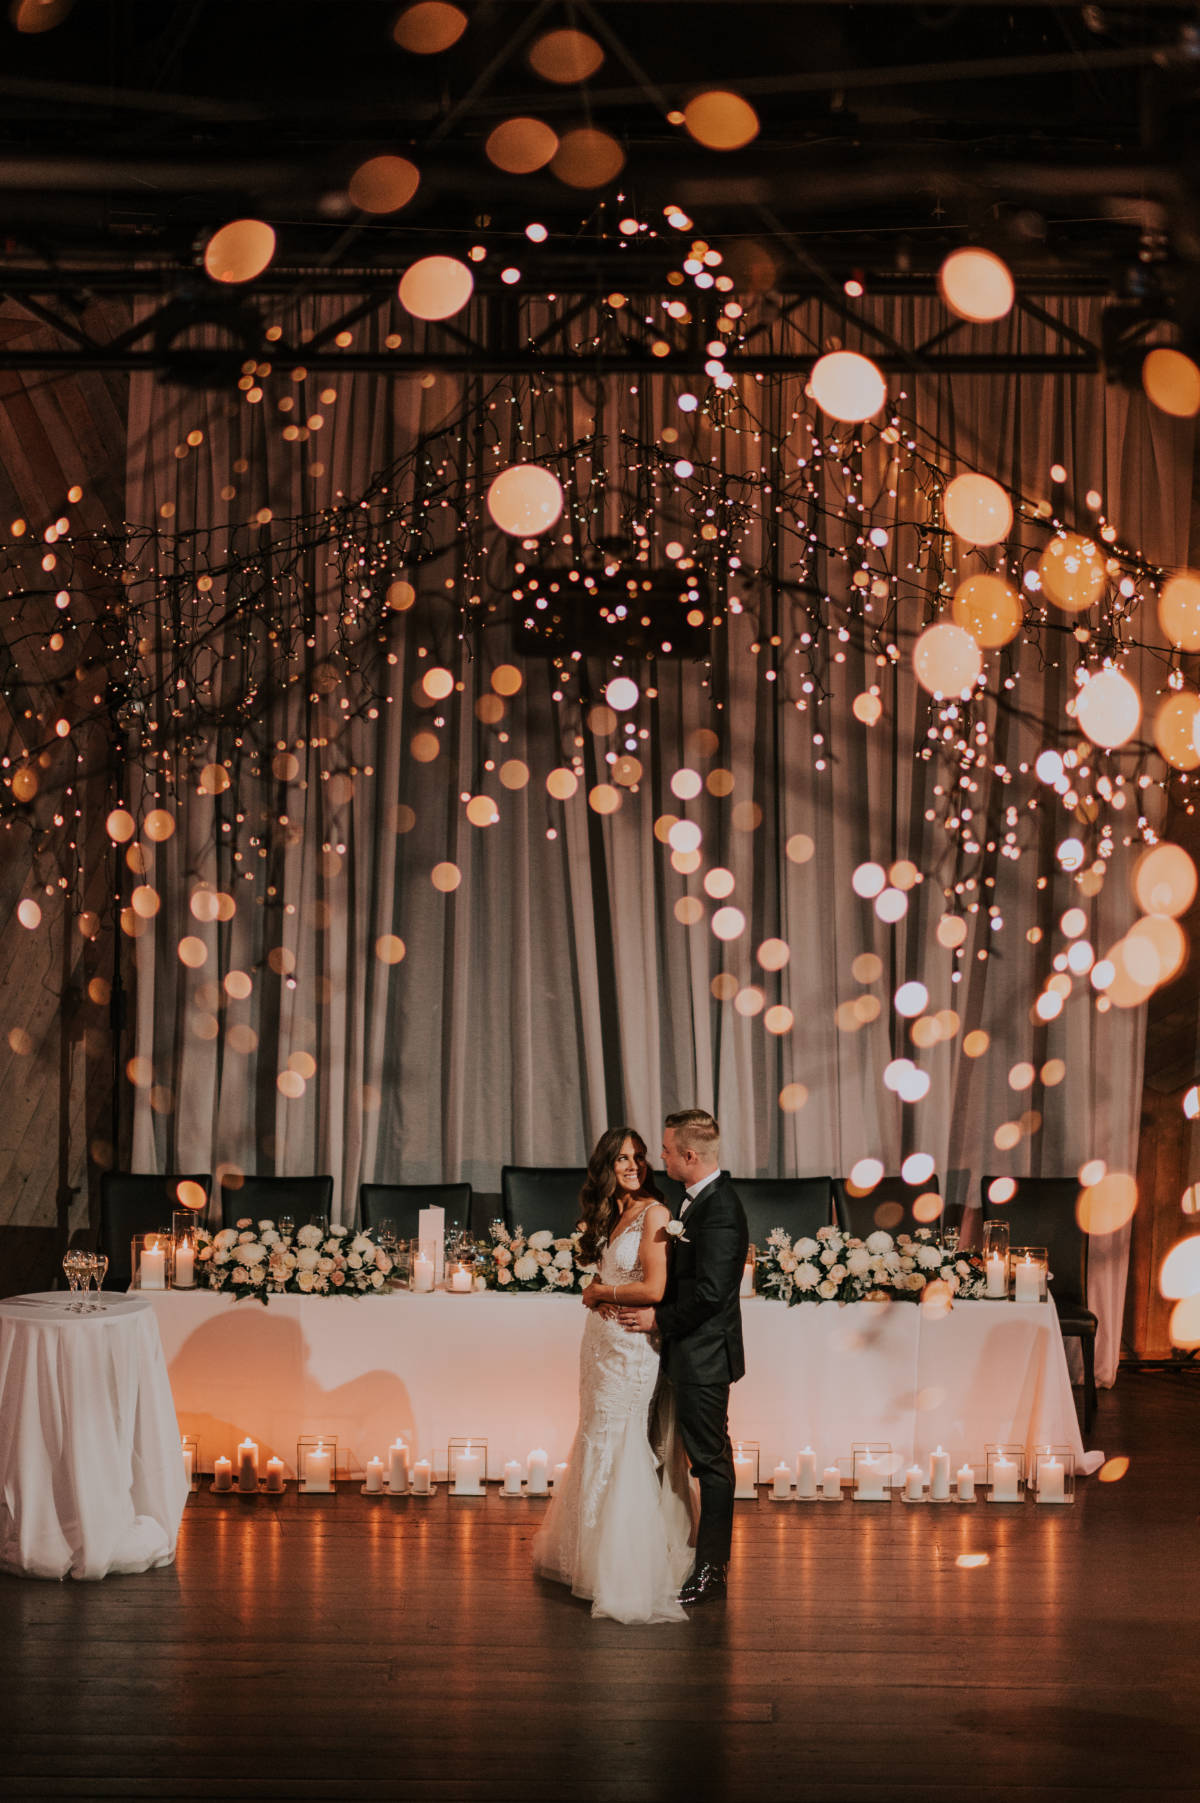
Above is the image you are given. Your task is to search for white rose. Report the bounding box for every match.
[260,1229,280,1247]
[496,1267,512,1286]
[794,1262,820,1290]
[827,1264,847,1284]
[553,1248,573,1268]
[794,1237,820,1258]
[494,1246,512,1266]
[553,1268,573,1287]
[351,1234,373,1257]
[234,1241,267,1265]
[347,1252,363,1270]
[818,1278,838,1299]
[322,1238,339,1256]
[816,1226,837,1241]
[317,1256,335,1275]
[296,1247,319,1270]
[297,1269,315,1291]
[847,1248,871,1276]
[820,1247,838,1267]
[866,1231,894,1255]
[778,1252,797,1273]
[375,1251,393,1274]
[296,1224,322,1247]
[237,1230,256,1244]
[513,1254,539,1282]
[552,1238,572,1252]
[527,1230,555,1251]
[536,1249,552,1266]
[371,1270,384,1288]
[231,1266,249,1284]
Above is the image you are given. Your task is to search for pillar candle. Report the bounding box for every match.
[237,1437,259,1493]
[449,1265,472,1293]
[140,1241,166,1290]
[991,1453,1020,1502]
[985,1254,1008,1298]
[1014,1257,1041,1304]
[855,1453,887,1501]
[733,1444,757,1498]
[526,1449,549,1495]
[502,1459,523,1496]
[212,1455,233,1492]
[929,1445,951,1501]
[388,1440,409,1494]
[417,1205,445,1282]
[904,1465,924,1502]
[956,1463,976,1502]
[771,1460,792,1500]
[304,1442,332,1493]
[453,1444,484,1495]
[364,1456,384,1495]
[173,1243,195,1288]
[181,1440,194,1488]
[410,1459,433,1495]
[412,1252,435,1293]
[795,1447,817,1500]
[265,1457,285,1493]
[552,1461,569,1489]
[739,1259,754,1298]
[821,1464,842,1500]
[1037,1454,1066,1502]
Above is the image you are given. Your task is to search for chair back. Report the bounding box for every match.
[651,1171,687,1214]
[980,1175,1088,1308]
[221,1174,334,1230]
[500,1166,588,1238]
[735,1177,835,1248]
[99,1172,212,1290]
[833,1174,941,1240]
[358,1182,471,1241]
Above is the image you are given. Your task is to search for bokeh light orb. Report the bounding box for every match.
[605,676,640,712]
[937,247,1014,322]
[711,906,746,941]
[851,861,886,899]
[913,622,983,697]
[847,1157,884,1194]
[393,3,468,53]
[944,473,1012,546]
[951,573,1021,646]
[683,90,760,150]
[529,27,603,83]
[204,219,276,284]
[1134,843,1197,918]
[1158,571,1200,650]
[1160,1236,1200,1299]
[550,128,625,189]
[1076,1172,1138,1235]
[348,155,420,214]
[1075,667,1141,749]
[1142,347,1200,419]
[486,464,564,536]
[398,255,474,320]
[485,117,559,174]
[809,351,886,423]
[1038,534,1105,613]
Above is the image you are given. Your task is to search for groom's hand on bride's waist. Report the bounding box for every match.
[615,1306,656,1333]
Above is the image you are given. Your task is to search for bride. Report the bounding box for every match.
[533,1126,694,1623]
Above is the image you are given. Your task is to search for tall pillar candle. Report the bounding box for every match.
[1037,1454,1066,1502]
[855,1454,887,1501]
[237,1437,259,1493]
[140,1241,166,1290]
[929,1446,951,1501]
[903,1465,924,1502]
[991,1453,1020,1502]
[173,1241,195,1288]
[795,1447,817,1500]
[526,1449,549,1496]
[417,1204,445,1283]
[388,1440,409,1494]
[733,1445,757,1498]
[181,1440,194,1488]
[412,1252,435,1293]
[1014,1256,1041,1304]
[453,1445,484,1496]
[985,1254,1008,1298]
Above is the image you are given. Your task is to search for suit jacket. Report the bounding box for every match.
[654,1171,749,1387]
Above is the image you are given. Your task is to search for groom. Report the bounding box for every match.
[618,1108,748,1606]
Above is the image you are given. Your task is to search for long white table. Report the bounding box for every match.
[142,1289,1102,1481]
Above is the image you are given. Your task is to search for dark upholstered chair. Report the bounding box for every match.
[99,1171,212,1290]
[500,1166,588,1238]
[982,1175,1098,1429]
[221,1173,334,1229]
[651,1171,687,1214]
[358,1182,471,1241]
[735,1177,836,1248]
[833,1174,941,1241]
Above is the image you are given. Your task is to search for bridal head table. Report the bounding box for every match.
[139,1288,1102,1482]
[0,1294,188,1580]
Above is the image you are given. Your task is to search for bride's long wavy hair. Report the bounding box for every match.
[577,1126,661,1265]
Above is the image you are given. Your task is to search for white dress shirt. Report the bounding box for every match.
[680,1169,721,1215]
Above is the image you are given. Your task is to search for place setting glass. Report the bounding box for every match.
[277,1214,295,1240]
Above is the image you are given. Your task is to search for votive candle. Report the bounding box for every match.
[502,1459,523,1496]
[956,1462,976,1502]
[904,1465,923,1502]
[771,1460,792,1500]
[410,1459,433,1496]
[821,1464,842,1501]
[265,1457,285,1493]
[212,1455,233,1493]
[364,1456,384,1495]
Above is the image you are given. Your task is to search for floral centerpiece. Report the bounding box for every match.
[755,1223,987,1306]
[476,1223,593,1293]
[194,1218,394,1303]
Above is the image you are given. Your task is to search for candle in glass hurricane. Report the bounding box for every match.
[140,1239,166,1290]
[453,1444,484,1496]
[304,1442,332,1493]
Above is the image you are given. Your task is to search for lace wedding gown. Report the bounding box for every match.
[533,1210,694,1623]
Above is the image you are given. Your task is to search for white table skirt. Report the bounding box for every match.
[142,1289,1101,1480]
[0,1294,188,1580]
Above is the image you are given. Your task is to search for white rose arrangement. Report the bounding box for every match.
[476,1223,592,1294]
[194,1219,394,1303]
[755,1223,987,1306]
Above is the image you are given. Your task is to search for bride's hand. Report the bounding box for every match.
[581,1281,605,1309]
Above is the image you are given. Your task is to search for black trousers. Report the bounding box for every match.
[673,1379,735,1567]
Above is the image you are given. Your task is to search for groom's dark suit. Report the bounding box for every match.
[654,1170,749,1569]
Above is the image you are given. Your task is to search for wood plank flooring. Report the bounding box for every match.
[2,1373,1198,1802]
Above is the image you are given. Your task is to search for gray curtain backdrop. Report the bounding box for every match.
[123,297,1194,1384]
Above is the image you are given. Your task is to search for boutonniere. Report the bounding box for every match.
[665,1219,690,1244]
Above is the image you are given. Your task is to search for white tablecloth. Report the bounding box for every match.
[0,1294,188,1580]
[143,1289,1101,1480]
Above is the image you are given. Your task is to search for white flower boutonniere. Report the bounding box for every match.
[665,1219,690,1244]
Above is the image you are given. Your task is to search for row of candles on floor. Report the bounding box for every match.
[191,1437,569,1497]
[751,1443,1072,1503]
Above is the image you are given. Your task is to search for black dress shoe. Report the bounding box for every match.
[678,1562,728,1606]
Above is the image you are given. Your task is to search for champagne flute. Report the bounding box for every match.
[61,1248,83,1311]
[277,1214,295,1241]
[91,1251,109,1310]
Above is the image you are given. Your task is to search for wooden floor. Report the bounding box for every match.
[2,1373,1198,1803]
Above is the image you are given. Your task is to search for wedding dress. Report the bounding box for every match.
[533,1209,694,1623]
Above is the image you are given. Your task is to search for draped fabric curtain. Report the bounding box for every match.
[123,296,1193,1385]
